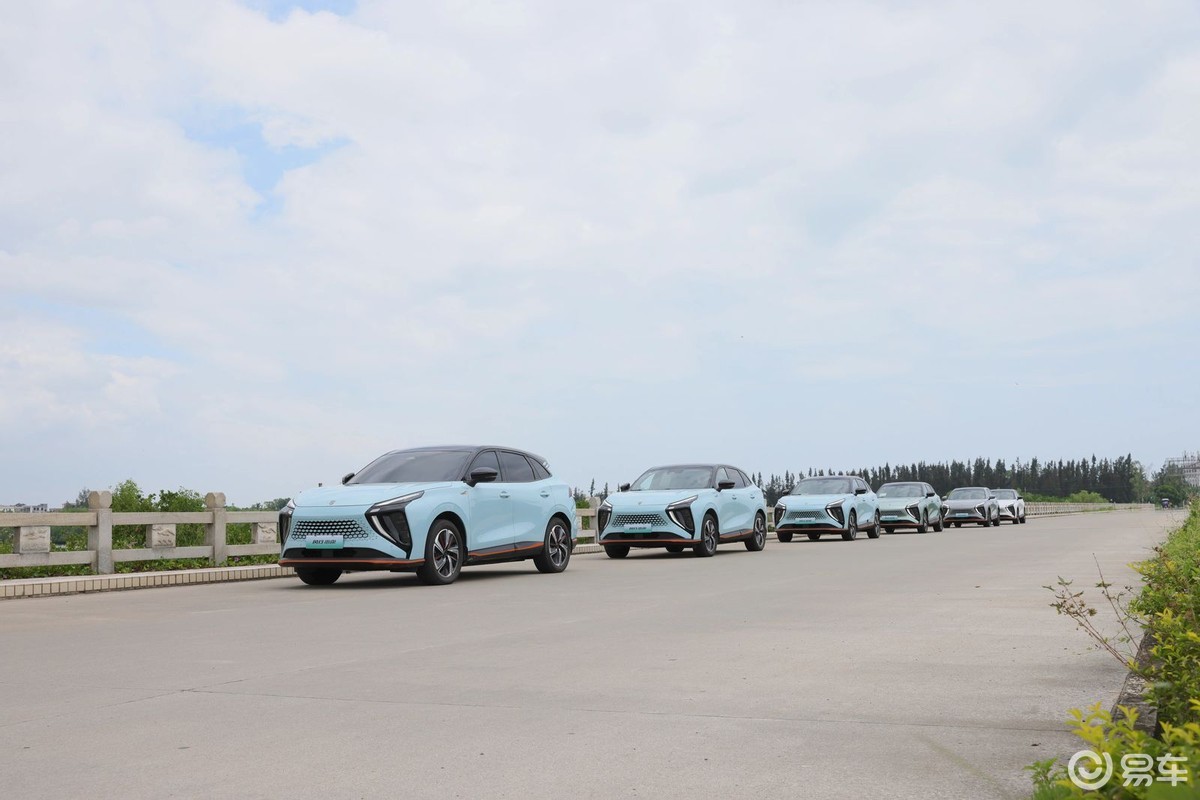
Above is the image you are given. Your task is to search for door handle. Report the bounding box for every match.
[499,492,511,499]
[539,491,550,497]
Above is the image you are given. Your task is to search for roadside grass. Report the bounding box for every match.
[1031,501,1200,797]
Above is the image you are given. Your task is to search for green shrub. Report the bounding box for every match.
[1029,703,1199,797]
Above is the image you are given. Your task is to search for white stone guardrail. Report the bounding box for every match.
[0,494,1152,575]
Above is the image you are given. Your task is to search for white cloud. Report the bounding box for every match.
[1,0,1198,504]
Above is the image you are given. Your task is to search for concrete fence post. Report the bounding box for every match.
[205,492,227,566]
[88,491,114,574]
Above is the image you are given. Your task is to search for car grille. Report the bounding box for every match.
[290,519,371,540]
[612,513,668,526]
[788,510,823,520]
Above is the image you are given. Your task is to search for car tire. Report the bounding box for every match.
[604,544,630,559]
[296,567,341,586]
[1020,512,1027,524]
[841,511,858,541]
[866,511,881,539]
[665,545,685,553]
[933,513,944,532]
[745,513,767,551]
[953,522,961,528]
[533,517,572,574]
[884,526,895,534]
[777,531,794,543]
[807,533,821,541]
[694,514,719,557]
[916,512,928,534]
[992,511,1001,527]
[1011,515,1019,525]
[417,519,464,585]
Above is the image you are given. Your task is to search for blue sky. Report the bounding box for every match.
[1,0,1198,506]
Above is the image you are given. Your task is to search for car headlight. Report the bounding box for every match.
[278,499,295,552]
[826,499,845,526]
[598,500,612,534]
[366,491,424,552]
[773,504,785,527]
[666,495,697,533]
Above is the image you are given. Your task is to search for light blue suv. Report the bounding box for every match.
[279,446,577,586]
[598,464,768,558]
[774,475,880,541]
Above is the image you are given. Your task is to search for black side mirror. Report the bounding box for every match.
[619,483,631,492]
[467,467,499,486]
[717,480,736,491]
[926,491,936,498]
[341,472,355,485]
[854,487,867,495]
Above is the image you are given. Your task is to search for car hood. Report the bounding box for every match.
[777,493,853,509]
[606,489,707,509]
[293,482,455,509]
[944,497,988,510]
[877,497,925,510]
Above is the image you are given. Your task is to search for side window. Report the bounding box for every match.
[499,451,536,483]
[527,457,551,481]
[716,467,731,486]
[731,469,748,488]
[857,479,868,493]
[467,450,500,477]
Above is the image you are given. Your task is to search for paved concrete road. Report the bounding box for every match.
[0,509,1185,799]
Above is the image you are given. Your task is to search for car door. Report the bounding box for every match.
[738,469,764,522]
[498,450,541,549]
[465,450,516,556]
[922,483,938,522]
[715,467,749,534]
[855,478,874,526]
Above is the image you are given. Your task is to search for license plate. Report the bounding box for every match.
[306,534,344,550]
[883,515,900,521]
[956,512,969,517]
[623,524,652,532]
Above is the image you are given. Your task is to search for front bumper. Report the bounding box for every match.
[279,506,414,568]
[945,508,988,523]
[775,507,847,532]
[998,505,1020,519]
[879,506,923,528]
[598,509,695,545]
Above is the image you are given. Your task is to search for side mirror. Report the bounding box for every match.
[717,480,736,491]
[926,491,936,498]
[341,472,355,485]
[619,483,631,492]
[988,493,996,500]
[468,467,499,486]
[854,487,867,495]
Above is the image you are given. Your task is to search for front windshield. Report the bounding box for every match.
[631,466,714,491]
[348,450,472,484]
[877,483,924,499]
[993,489,1018,499]
[790,478,853,496]
[948,488,987,501]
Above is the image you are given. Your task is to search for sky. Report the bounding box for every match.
[1,0,1198,507]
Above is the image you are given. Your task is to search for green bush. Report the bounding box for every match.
[1032,502,1200,797]
[1029,703,1200,797]
[1131,501,1200,727]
